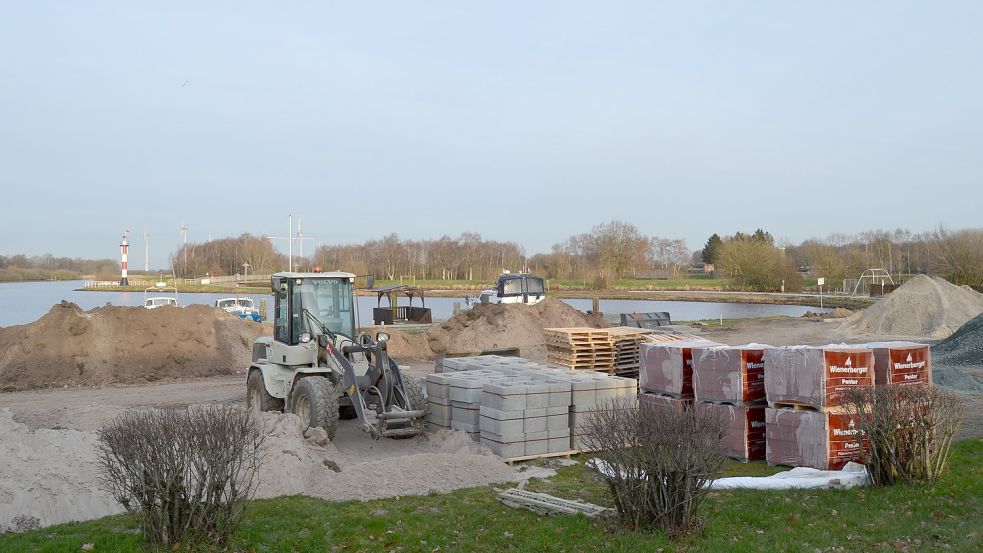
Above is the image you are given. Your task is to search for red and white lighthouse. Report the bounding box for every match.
[120,230,130,286]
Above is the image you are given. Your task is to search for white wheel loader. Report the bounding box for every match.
[246,272,426,440]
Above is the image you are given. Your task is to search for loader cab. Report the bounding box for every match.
[272,272,357,347]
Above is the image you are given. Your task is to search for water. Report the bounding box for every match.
[0,280,826,328]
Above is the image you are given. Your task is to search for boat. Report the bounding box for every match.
[467,272,547,307]
[215,297,263,322]
[143,283,179,309]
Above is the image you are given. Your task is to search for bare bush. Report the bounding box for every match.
[1,514,41,533]
[581,397,726,538]
[843,385,963,486]
[96,405,264,549]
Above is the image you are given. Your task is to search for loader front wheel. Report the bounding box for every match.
[247,370,284,413]
[291,377,339,441]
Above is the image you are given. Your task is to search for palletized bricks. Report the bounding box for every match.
[764,346,874,409]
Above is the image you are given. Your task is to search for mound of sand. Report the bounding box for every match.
[425,297,605,358]
[0,302,266,392]
[358,327,432,360]
[0,407,523,529]
[842,275,983,339]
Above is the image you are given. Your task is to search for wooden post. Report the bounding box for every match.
[592,297,600,314]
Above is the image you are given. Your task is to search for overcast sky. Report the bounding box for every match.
[2,1,981,268]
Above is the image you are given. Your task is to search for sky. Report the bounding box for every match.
[1,1,981,268]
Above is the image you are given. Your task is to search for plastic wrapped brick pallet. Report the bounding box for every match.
[859,341,932,386]
[696,402,766,461]
[639,339,722,397]
[638,391,692,413]
[765,407,865,470]
[691,344,770,404]
[764,346,873,409]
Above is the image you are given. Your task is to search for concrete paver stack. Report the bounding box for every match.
[426,355,637,459]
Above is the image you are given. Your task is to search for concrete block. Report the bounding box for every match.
[481,437,525,458]
[480,415,524,436]
[525,437,549,456]
[427,401,451,421]
[523,414,547,434]
[545,381,573,407]
[478,405,523,420]
[482,382,527,411]
[547,413,568,431]
[452,405,480,426]
[570,378,597,406]
[449,379,490,404]
[522,382,551,409]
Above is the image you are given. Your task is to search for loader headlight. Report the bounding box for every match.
[299,332,312,343]
[376,332,390,343]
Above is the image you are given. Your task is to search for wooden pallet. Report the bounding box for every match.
[501,449,580,465]
[769,401,852,414]
[545,327,618,372]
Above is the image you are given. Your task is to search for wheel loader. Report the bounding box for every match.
[246,272,426,440]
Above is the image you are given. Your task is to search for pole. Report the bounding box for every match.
[820,283,824,310]
[144,229,149,272]
[288,214,293,272]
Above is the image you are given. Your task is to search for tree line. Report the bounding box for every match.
[0,254,119,282]
[164,223,983,291]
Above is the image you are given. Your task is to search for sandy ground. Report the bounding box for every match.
[0,360,539,530]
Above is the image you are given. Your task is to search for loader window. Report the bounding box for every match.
[293,278,355,339]
[274,289,289,344]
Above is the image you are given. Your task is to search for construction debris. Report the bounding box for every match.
[496,488,611,517]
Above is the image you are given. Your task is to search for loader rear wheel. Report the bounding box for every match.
[247,370,284,413]
[291,377,339,441]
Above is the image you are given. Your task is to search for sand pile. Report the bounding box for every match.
[0,407,523,530]
[0,408,122,529]
[0,302,266,392]
[842,275,983,339]
[425,298,605,358]
[358,327,432,359]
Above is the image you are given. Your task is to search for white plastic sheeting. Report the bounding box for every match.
[587,459,870,491]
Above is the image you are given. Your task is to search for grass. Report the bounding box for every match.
[3,439,980,552]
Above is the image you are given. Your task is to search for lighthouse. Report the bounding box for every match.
[120,230,130,286]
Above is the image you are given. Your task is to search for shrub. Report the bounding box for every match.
[843,384,964,486]
[581,397,726,538]
[96,405,264,549]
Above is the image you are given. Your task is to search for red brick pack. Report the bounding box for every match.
[764,346,874,409]
[765,408,864,470]
[639,391,693,413]
[696,402,766,461]
[861,341,932,386]
[691,345,769,404]
[639,339,721,397]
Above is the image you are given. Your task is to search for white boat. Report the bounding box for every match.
[143,283,179,309]
[215,297,263,322]
[466,273,546,307]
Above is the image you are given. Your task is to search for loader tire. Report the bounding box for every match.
[247,369,284,413]
[403,375,426,414]
[291,377,339,441]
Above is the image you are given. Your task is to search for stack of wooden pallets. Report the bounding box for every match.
[544,328,615,372]
[606,326,652,378]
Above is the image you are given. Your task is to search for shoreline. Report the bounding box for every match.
[75,284,868,309]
